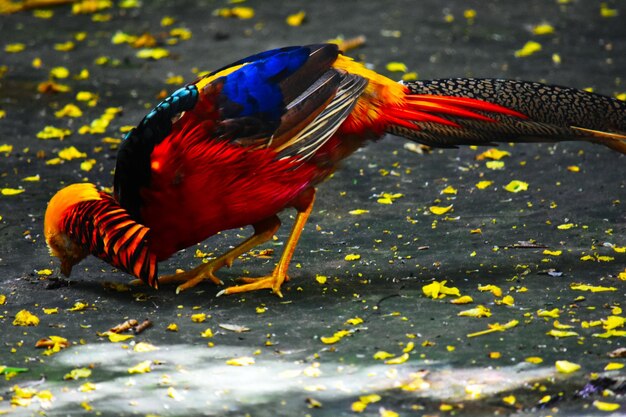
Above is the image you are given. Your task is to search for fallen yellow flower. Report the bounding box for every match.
[226,356,255,366]
[570,283,617,292]
[515,41,542,57]
[478,284,502,297]
[546,329,579,338]
[285,10,306,26]
[476,148,510,160]
[555,360,580,374]
[458,305,492,318]
[128,360,152,374]
[593,400,620,412]
[467,320,519,338]
[385,353,409,365]
[429,205,453,215]
[13,310,40,326]
[422,280,460,299]
[504,180,529,193]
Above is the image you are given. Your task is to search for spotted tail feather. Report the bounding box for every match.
[394,78,626,154]
[62,193,158,288]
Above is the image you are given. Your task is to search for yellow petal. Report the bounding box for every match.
[58,146,86,160]
[386,62,408,72]
[128,360,152,374]
[476,148,510,160]
[555,360,580,374]
[422,280,460,299]
[345,317,363,326]
[107,333,134,342]
[64,368,92,380]
[1,188,25,196]
[478,284,502,297]
[226,356,255,366]
[136,48,170,60]
[570,283,617,292]
[200,328,214,338]
[502,395,516,405]
[285,10,306,26]
[515,41,542,57]
[50,66,70,79]
[134,342,159,352]
[475,180,493,189]
[485,160,504,170]
[344,254,361,261]
[593,400,620,412]
[385,353,409,365]
[79,382,97,392]
[546,329,579,338]
[373,351,395,360]
[54,104,83,118]
[532,23,555,35]
[13,310,40,326]
[450,295,473,304]
[440,185,457,195]
[537,308,560,318]
[504,180,529,193]
[191,313,206,323]
[604,362,624,371]
[429,205,453,215]
[525,356,543,364]
[458,305,492,318]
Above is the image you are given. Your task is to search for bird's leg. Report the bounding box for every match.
[218,188,316,298]
[151,216,281,294]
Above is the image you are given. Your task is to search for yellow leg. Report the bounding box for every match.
[136,216,281,293]
[218,189,316,298]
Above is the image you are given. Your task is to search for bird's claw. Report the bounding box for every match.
[216,274,287,297]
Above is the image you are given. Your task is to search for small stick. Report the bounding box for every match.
[109,319,138,334]
[132,319,153,335]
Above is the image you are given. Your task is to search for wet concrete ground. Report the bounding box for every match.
[0,0,625,416]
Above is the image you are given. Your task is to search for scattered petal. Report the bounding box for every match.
[286,10,306,26]
[458,305,492,318]
[515,41,542,57]
[128,360,152,374]
[571,283,617,292]
[226,356,255,366]
[593,400,620,412]
[422,280,460,299]
[13,310,40,326]
[429,205,453,215]
[64,368,92,380]
[555,360,580,374]
[504,180,529,193]
[475,180,494,189]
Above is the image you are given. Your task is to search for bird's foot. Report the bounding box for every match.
[153,260,227,293]
[216,271,289,298]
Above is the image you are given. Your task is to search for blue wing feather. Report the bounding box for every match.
[220,47,310,119]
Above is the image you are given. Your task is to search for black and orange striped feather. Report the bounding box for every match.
[62,193,158,287]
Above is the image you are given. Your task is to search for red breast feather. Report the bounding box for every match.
[140,117,322,260]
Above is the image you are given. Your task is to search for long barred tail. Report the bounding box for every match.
[393,78,626,154]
